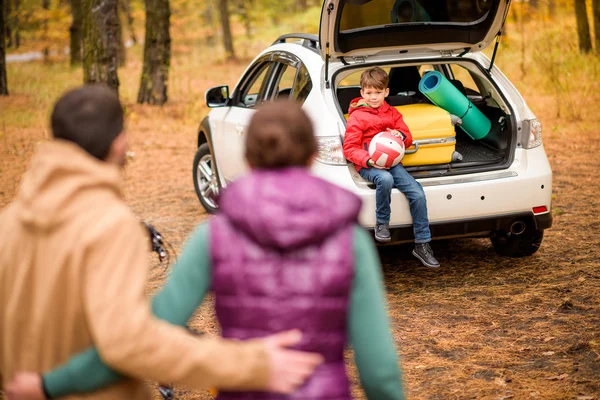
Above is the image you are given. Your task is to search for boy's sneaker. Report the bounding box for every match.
[412,242,440,268]
[374,223,391,243]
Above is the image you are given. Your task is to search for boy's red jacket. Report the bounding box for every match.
[343,97,413,171]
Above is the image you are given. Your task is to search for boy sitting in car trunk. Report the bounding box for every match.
[343,67,440,268]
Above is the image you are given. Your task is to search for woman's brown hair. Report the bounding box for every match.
[245,101,316,169]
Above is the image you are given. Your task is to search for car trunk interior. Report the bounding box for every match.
[335,61,514,179]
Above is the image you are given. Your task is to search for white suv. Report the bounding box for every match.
[193,0,552,257]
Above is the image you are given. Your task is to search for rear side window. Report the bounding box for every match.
[274,64,299,100]
[291,64,312,105]
[271,62,313,105]
[448,65,483,96]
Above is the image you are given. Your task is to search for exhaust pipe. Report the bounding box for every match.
[510,221,527,235]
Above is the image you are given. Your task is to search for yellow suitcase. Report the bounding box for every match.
[395,104,457,167]
[344,103,458,167]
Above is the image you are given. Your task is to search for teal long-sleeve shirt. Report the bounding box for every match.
[43,223,405,400]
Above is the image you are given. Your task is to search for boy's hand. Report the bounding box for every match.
[367,159,386,169]
[386,128,405,140]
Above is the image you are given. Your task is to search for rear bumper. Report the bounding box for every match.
[375,211,553,244]
[312,145,553,229]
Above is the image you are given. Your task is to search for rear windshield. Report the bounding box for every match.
[340,0,494,32]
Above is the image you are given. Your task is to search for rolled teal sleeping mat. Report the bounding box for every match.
[418,71,491,140]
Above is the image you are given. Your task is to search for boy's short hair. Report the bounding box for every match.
[245,101,316,169]
[51,85,124,161]
[360,67,389,90]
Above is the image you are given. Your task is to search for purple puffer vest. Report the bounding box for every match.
[210,168,362,400]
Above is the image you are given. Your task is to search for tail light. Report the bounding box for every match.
[523,119,542,149]
[315,136,347,165]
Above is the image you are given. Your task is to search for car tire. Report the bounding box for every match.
[193,143,220,214]
[491,227,544,258]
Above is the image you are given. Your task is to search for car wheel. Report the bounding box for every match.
[193,143,220,214]
[491,227,544,258]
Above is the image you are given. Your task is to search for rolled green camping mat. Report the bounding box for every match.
[391,0,431,23]
[418,71,491,140]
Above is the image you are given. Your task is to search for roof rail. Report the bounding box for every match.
[273,34,319,52]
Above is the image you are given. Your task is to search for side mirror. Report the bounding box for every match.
[205,85,229,108]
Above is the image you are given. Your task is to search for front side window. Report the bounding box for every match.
[237,62,273,108]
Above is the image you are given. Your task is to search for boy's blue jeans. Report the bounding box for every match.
[359,164,432,243]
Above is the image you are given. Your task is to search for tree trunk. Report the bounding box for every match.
[548,0,556,17]
[116,8,126,67]
[593,0,600,54]
[218,0,235,60]
[4,0,10,48]
[69,0,82,65]
[82,0,120,93]
[13,0,19,48]
[137,0,170,105]
[0,0,8,95]
[268,0,279,24]
[239,0,252,39]
[120,0,137,44]
[529,0,538,10]
[575,0,592,53]
[42,0,50,59]
[297,0,307,11]
[203,4,216,46]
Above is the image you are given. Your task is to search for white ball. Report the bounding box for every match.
[368,131,405,168]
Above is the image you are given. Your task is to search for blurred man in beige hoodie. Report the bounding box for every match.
[0,86,322,400]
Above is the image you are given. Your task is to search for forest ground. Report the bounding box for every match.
[2,6,599,399]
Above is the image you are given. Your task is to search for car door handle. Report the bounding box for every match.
[236,125,245,136]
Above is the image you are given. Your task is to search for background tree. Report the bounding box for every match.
[82,0,120,93]
[219,0,235,60]
[548,0,556,17]
[235,0,252,39]
[116,8,125,66]
[3,0,10,47]
[69,0,82,65]
[593,0,600,54]
[575,0,592,53]
[42,0,50,58]
[120,0,137,45]
[1,0,8,95]
[12,0,19,48]
[202,4,215,46]
[137,0,170,104]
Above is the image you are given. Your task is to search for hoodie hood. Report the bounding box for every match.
[348,96,392,117]
[14,140,122,232]
[219,168,361,250]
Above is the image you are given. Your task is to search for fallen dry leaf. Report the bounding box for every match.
[494,377,508,387]
[545,373,569,381]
